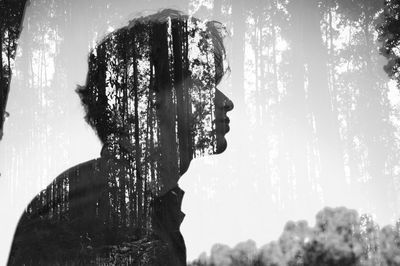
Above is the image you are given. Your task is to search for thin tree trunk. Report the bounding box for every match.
[172,20,191,175]
[151,22,179,193]
[303,0,345,195]
[231,0,246,113]
[131,38,143,234]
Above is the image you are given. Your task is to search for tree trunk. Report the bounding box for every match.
[131,37,144,233]
[172,20,192,175]
[151,21,179,195]
[302,0,345,196]
[231,0,246,113]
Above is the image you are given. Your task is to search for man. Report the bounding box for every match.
[8,9,233,265]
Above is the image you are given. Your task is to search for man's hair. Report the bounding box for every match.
[77,9,228,143]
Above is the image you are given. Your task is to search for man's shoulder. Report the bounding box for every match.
[53,158,103,184]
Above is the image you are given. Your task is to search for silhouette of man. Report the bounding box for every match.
[8,9,233,265]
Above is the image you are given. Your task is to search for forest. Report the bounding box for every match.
[2,0,400,265]
[188,0,400,264]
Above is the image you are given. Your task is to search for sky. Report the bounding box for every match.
[1,0,400,263]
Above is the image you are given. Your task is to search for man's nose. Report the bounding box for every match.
[223,97,234,112]
[215,89,234,111]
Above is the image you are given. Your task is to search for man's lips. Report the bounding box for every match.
[223,116,230,133]
[225,124,230,133]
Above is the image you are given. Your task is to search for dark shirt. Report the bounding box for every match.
[7,157,186,266]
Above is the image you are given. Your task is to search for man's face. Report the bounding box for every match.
[104,77,233,157]
[213,88,234,154]
[96,19,233,158]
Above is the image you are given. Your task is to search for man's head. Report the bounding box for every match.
[77,9,233,193]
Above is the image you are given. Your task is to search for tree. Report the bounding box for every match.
[188,207,400,266]
[303,207,363,265]
[379,0,400,83]
[380,222,400,266]
[0,0,28,140]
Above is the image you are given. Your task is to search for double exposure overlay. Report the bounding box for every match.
[4,0,400,265]
[7,10,233,265]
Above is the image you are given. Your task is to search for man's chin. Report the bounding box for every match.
[214,137,227,154]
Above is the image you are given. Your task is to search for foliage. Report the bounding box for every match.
[380,222,400,265]
[378,0,400,83]
[0,0,27,139]
[189,207,400,266]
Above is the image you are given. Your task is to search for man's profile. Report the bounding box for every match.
[7,9,233,265]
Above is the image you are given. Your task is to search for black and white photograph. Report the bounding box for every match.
[1,0,400,265]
